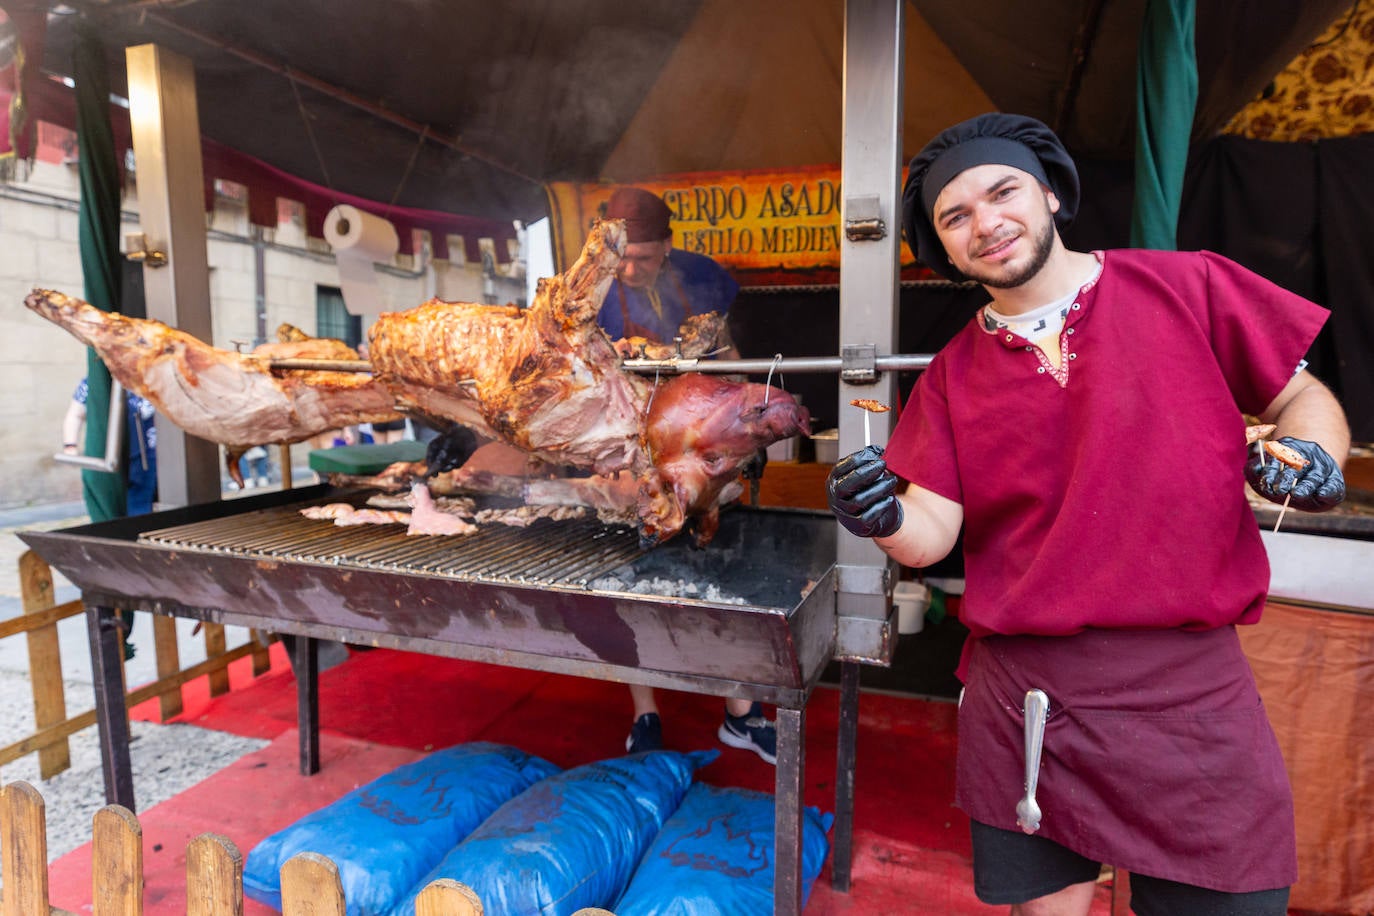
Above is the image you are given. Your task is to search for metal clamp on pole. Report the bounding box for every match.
[834,556,898,663]
[841,344,879,383]
[844,195,887,241]
[54,380,126,473]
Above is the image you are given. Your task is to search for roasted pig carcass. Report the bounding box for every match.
[639,373,810,546]
[367,219,651,476]
[24,289,400,484]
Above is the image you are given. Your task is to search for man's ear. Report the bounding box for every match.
[1043,185,1061,215]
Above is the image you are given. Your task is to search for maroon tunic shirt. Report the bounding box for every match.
[885,249,1329,891]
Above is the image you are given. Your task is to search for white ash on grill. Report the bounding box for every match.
[587,574,748,604]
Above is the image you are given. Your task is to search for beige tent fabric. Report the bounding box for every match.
[1239,601,1374,915]
[600,0,994,181]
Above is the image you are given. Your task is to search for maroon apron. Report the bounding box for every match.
[955,626,1297,892]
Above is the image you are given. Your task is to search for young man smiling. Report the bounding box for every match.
[827,114,1348,916]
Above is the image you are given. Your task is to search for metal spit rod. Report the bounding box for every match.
[269,353,935,375]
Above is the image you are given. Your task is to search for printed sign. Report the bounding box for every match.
[546,165,936,288]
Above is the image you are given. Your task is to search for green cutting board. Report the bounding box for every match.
[308,440,427,475]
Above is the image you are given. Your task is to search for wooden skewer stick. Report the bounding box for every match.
[864,410,871,448]
[1273,492,1293,533]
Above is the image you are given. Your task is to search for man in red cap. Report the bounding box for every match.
[827,113,1347,915]
[596,187,773,764]
[597,186,739,356]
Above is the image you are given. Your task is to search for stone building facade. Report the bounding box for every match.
[0,140,527,510]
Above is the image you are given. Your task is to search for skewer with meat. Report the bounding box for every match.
[24,289,401,485]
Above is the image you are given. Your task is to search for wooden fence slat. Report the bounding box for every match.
[415,879,483,916]
[203,623,230,697]
[153,615,184,720]
[281,852,346,916]
[0,598,83,639]
[187,833,243,916]
[92,805,142,916]
[1,781,50,916]
[20,551,71,778]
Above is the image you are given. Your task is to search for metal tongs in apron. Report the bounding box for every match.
[1016,689,1049,834]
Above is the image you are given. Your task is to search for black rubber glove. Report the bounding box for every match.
[1245,436,1346,512]
[826,445,904,538]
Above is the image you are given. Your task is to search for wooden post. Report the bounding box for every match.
[249,630,273,677]
[203,623,230,696]
[125,43,220,507]
[92,805,142,916]
[20,551,71,777]
[0,782,50,916]
[153,614,184,719]
[1110,868,1132,914]
[281,852,346,916]
[187,833,243,916]
[415,879,483,916]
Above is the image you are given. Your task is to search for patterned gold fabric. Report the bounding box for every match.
[1225,3,1374,141]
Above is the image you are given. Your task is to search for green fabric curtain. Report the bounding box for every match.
[74,23,127,521]
[1130,0,1198,250]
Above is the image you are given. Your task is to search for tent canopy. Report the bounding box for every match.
[16,0,1351,224]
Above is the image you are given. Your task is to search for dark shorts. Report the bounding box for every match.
[371,419,407,432]
[970,820,1291,916]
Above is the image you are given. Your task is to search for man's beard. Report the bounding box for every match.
[962,216,1055,290]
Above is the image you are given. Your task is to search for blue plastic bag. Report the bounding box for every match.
[389,749,717,916]
[613,782,834,915]
[243,742,560,916]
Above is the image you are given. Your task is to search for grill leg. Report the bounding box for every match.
[87,604,135,809]
[831,661,861,891]
[293,635,320,775]
[773,704,805,916]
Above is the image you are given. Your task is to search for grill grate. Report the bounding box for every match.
[139,504,644,588]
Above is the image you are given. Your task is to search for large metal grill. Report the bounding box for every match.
[139,500,646,588]
[21,484,839,699]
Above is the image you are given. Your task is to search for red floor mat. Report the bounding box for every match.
[84,647,1118,914]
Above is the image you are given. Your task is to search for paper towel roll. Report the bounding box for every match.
[324,205,399,332]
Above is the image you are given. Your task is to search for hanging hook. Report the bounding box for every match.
[763,353,784,404]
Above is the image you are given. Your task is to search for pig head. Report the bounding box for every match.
[638,373,811,547]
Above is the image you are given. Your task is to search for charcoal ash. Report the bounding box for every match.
[587,574,748,604]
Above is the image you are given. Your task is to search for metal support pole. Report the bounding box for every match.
[87,603,135,808]
[832,661,862,890]
[125,44,220,507]
[772,705,806,916]
[835,0,905,662]
[293,635,321,775]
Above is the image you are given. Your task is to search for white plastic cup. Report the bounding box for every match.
[893,581,930,635]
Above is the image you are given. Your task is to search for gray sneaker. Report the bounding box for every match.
[717,702,777,765]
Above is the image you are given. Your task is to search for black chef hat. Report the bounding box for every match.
[902,113,1080,281]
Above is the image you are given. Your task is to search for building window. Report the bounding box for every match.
[316,285,360,347]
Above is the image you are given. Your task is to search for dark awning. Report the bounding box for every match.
[14,0,1349,225]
